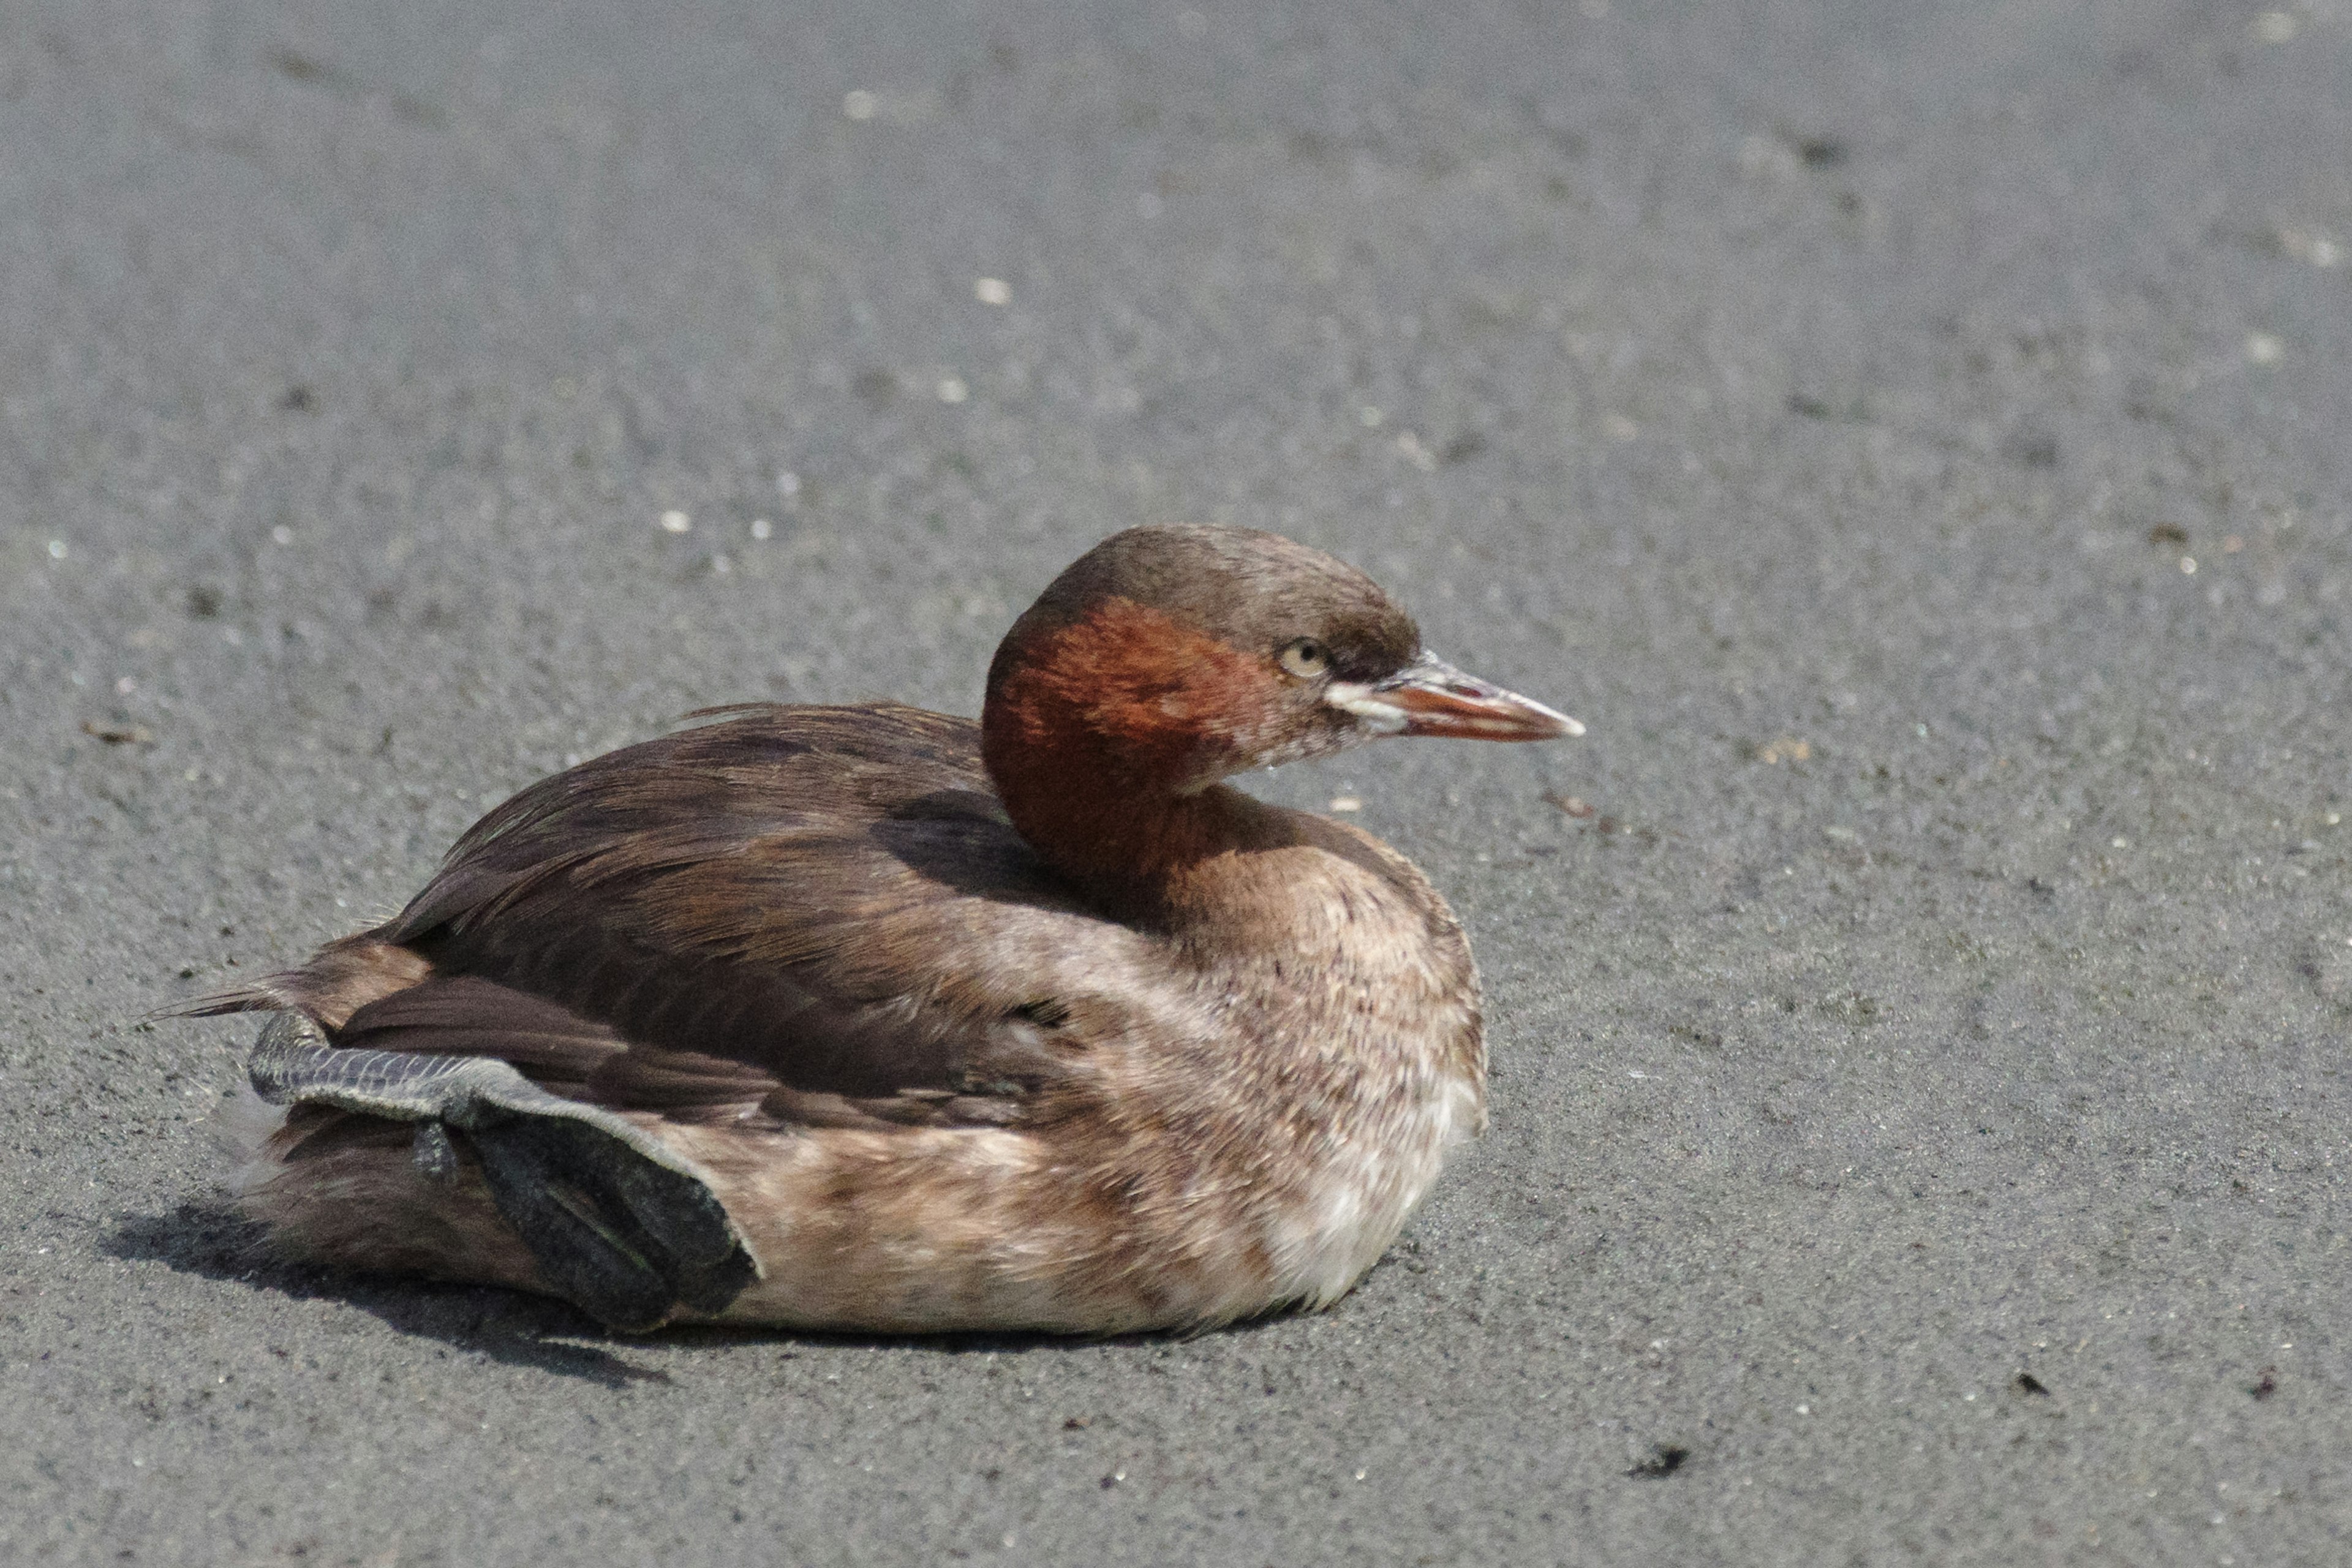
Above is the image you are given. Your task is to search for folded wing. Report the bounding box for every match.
[243,704,1118,1131]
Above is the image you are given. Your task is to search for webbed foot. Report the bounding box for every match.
[248,1012,758,1330]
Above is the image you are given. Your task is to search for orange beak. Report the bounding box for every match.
[1327,654,1583,741]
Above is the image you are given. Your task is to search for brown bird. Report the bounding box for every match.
[192,524,1579,1333]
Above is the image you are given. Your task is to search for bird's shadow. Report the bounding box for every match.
[107,1202,682,1387]
[106,1202,1281,1382]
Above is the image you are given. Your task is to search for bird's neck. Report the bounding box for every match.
[981,601,1281,899]
[982,715,1263,894]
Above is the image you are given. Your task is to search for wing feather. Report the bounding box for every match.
[312,704,1107,1128]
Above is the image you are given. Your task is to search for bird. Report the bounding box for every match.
[187,523,1580,1334]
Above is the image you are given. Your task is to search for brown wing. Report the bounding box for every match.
[342,703,1110,1129]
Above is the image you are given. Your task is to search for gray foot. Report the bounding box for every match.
[249,1012,760,1330]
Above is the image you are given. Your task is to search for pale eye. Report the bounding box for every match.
[1278,638,1330,679]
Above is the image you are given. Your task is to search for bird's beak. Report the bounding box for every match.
[1325,654,1583,741]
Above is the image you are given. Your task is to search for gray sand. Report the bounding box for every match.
[4,1,2348,1562]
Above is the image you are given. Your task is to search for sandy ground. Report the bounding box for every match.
[4,1,2350,1562]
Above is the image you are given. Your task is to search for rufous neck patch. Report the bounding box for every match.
[982,597,1285,880]
[987,597,1276,785]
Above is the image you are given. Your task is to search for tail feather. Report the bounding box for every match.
[153,934,433,1030]
[153,982,298,1020]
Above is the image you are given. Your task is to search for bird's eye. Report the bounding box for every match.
[1278,638,1330,679]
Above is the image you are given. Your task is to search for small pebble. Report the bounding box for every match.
[937,377,969,404]
[2278,228,2342,267]
[751,519,774,541]
[842,90,878,121]
[1329,796,1363,813]
[974,277,1011,306]
[660,510,692,534]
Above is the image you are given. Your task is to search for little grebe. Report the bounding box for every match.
[193,524,1578,1332]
